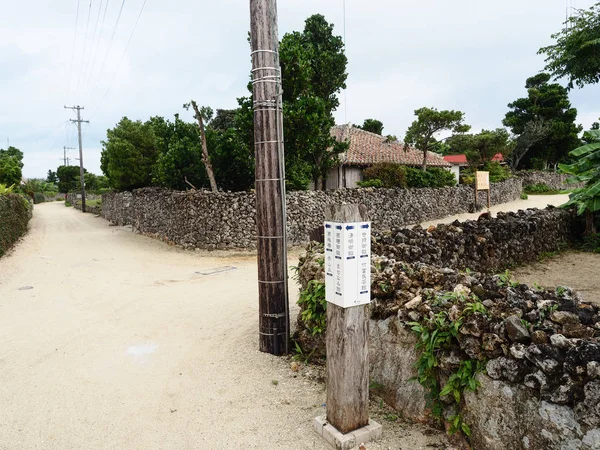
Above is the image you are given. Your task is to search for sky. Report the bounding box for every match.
[1,0,599,179]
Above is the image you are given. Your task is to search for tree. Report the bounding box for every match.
[503,73,582,169]
[57,165,85,193]
[238,14,348,190]
[101,117,159,191]
[356,119,384,135]
[184,101,218,192]
[404,107,470,171]
[560,129,600,234]
[0,146,24,187]
[539,2,600,89]
[46,170,58,184]
[446,129,513,166]
[153,115,210,191]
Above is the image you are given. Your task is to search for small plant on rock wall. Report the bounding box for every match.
[408,295,486,439]
[298,280,327,335]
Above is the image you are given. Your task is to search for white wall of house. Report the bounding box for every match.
[449,165,460,184]
[325,165,363,189]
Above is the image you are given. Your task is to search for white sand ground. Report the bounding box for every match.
[0,203,445,450]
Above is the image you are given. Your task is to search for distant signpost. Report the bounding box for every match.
[475,171,491,210]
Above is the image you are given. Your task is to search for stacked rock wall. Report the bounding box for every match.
[101,179,522,250]
[296,240,600,450]
[372,207,579,272]
[517,171,584,191]
[66,193,102,214]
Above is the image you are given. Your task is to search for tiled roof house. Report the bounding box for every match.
[325,124,451,189]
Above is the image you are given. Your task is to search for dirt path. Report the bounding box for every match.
[418,194,569,228]
[513,251,600,307]
[0,203,445,450]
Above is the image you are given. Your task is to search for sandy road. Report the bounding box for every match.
[0,203,444,450]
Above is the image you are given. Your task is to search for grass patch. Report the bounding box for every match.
[86,198,101,207]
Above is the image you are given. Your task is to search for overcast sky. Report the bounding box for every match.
[2,0,599,178]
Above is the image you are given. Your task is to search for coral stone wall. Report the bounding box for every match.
[101,179,522,250]
[295,208,598,450]
[517,171,584,190]
[372,207,579,272]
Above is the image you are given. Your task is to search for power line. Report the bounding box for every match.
[89,0,148,119]
[86,0,127,105]
[66,0,82,103]
[81,0,105,95]
[75,0,94,100]
[84,0,111,97]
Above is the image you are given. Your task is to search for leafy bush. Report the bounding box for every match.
[461,161,512,184]
[520,192,529,200]
[0,193,32,257]
[33,192,46,204]
[0,183,15,194]
[357,179,384,188]
[406,167,456,188]
[361,164,456,188]
[298,280,327,335]
[582,233,600,253]
[524,183,558,194]
[362,163,407,188]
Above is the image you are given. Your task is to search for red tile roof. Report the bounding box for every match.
[443,153,505,165]
[332,125,451,168]
[444,154,468,164]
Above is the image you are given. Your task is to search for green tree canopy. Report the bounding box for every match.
[404,107,470,171]
[0,146,24,187]
[153,114,210,191]
[356,119,384,135]
[539,2,600,89]
[47,170,58,184]
[503,73,582,169]
[100,117,159,191]
[239,14,348,190]
[446,129,513,166]
[57,165,85,193]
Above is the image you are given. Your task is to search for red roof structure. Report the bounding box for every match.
[443,153,504,165]
[332,125,451,168]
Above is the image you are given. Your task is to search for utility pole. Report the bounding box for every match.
[62,146,76,166]
[250,0,289,355]
[64,105,89,212]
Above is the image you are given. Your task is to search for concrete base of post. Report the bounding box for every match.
[313,416,382,449]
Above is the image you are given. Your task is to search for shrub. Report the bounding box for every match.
[520,192,529,200]
[0,193,32,257]
[405,167,456,188]
[524,183,557,194]
[362,163,407,188]
[461,162,512,185]
[33,192,46,204]
[362,164,456,189]
[357,179,384,188]
[582,233,600,253]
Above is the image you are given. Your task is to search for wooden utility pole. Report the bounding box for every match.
[250,0,289,355]
[64,105,89,213]
[62,146,76,166]
[324,204,370,434]
[189,101,218,192]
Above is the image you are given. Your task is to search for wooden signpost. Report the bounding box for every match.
[314,204,382,449]
[475,171,491,210]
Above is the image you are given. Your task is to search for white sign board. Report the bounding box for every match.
[324,221,371,308]
[476,171,490,190]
